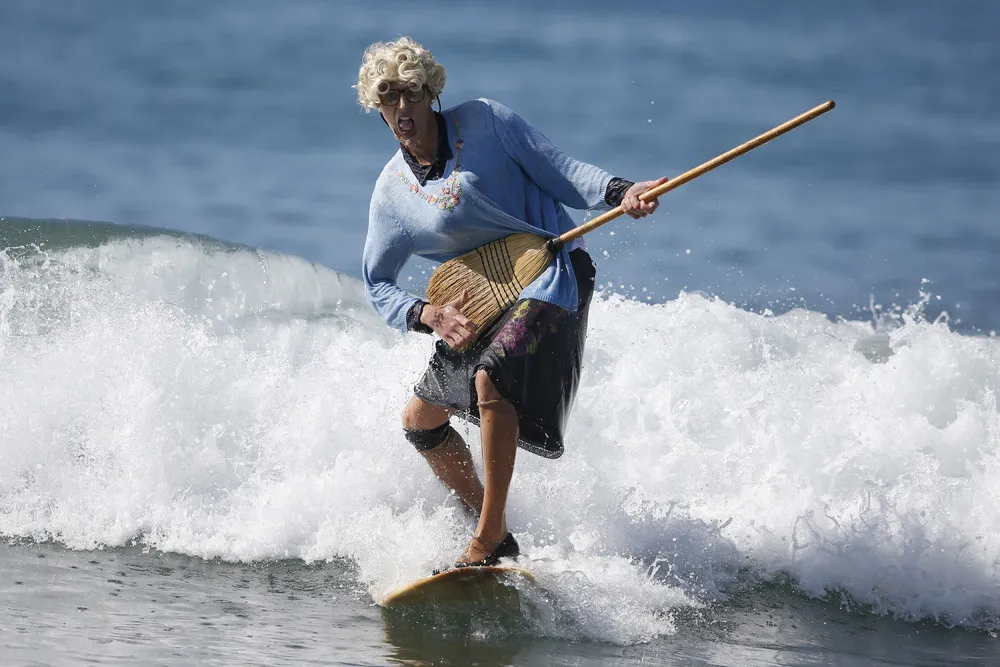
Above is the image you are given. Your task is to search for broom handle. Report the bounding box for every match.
[550,100,835,250]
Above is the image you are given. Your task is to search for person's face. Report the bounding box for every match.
[377,81,433,142]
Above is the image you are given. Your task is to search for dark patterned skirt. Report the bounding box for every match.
[413,249,596,459]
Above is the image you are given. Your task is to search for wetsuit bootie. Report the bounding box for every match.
[454,532,520,568]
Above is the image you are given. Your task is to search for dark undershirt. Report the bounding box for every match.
[400,112,453,185]
[402,112,635,333]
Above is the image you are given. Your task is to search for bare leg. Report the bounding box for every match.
[402,396,483,516]
[422,432,484,519]
[457,370,517,563]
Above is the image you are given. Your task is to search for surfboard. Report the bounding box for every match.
[381,566,535,607]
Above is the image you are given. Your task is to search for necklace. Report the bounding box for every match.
[395,120,464,211]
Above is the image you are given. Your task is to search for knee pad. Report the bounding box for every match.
[403,421,454,452]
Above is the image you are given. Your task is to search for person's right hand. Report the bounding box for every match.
[421,290,479,350]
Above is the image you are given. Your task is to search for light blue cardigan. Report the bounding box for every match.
[362,99,613,333]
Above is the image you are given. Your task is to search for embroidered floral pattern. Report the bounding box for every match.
[395,120,464,210]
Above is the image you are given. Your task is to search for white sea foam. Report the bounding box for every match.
[1,234,998,641]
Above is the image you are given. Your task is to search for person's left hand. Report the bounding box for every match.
[621,176,669,219]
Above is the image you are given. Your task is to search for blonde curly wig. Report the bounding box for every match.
[356,37,446,112]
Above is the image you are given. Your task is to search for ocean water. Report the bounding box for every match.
[2,1,999,665]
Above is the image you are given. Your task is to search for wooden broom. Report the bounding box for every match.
[426,100,835,349]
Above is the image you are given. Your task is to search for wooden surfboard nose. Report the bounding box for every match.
[379,566,536,607]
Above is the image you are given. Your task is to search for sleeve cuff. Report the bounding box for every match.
[604,177,635,207]
[406,300,433,334]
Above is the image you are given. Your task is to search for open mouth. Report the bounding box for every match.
[397,116,416,137]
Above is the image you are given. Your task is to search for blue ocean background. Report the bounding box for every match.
[2,1,999,665]
[3,0,998,331]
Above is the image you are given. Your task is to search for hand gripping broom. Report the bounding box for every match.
[426,100,835,350]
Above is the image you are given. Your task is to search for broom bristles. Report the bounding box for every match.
[426,233,553,349]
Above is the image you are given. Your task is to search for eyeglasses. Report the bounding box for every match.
[377,83,426,107]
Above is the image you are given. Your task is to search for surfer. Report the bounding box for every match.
[357,37,664,567]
